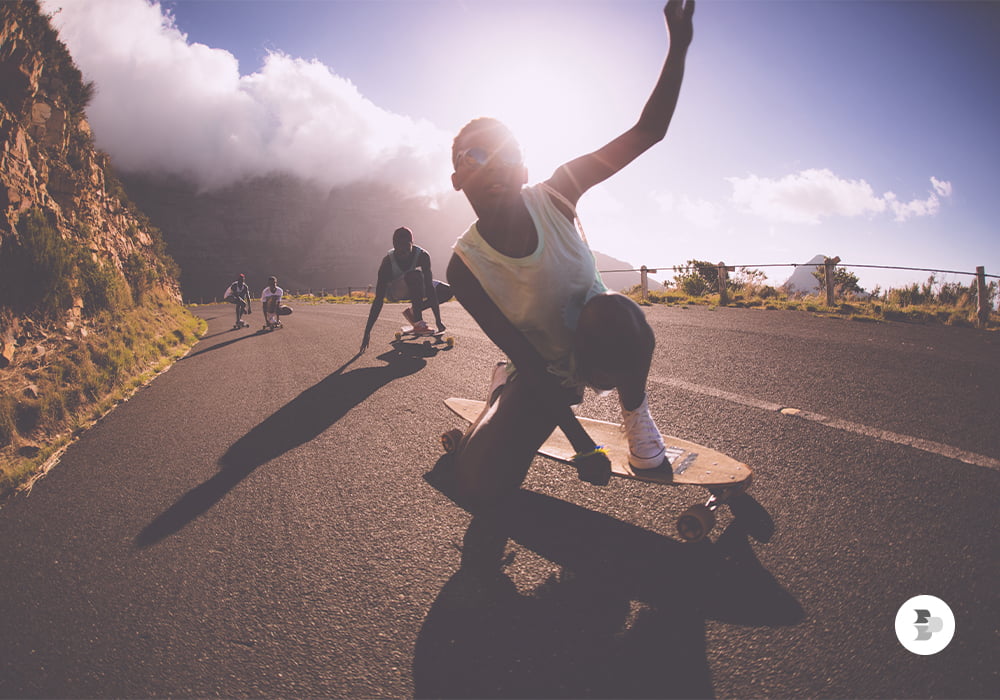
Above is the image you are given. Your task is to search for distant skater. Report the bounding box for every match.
[261,276,284,329]
[445,0,695,507]
[361,226,452,352]
[223,273,252,329]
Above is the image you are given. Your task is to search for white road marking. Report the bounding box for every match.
[650,375,1000,471]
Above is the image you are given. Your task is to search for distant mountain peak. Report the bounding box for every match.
[782,254,827,293]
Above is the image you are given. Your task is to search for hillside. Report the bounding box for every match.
[0,1,201,495]
[119,171,478,301]
[120,171,657,301]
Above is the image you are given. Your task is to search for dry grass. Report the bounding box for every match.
[0,295,205,499]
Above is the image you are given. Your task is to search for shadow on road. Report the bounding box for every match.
[135,347,426,548]
[416,461,801,698]
[180,330,259,360]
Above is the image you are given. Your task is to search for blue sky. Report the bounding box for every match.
[44,0,1000,292]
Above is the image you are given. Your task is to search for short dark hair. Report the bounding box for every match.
[452,117,518,167]
[393,227,413,243]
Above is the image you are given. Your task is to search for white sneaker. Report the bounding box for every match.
[621,395,666,470]
[487,361,509,405]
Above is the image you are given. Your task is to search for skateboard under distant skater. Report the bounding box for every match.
[394,325,454,348]
[259,305,292,331]
[441,397,753,542]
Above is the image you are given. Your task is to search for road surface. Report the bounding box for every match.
[1,301,997,698]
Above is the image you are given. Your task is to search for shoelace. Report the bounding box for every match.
[622,408,663,457]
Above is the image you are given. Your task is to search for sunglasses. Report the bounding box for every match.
[454,146,522,169]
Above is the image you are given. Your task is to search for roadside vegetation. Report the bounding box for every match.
[1,208,204,499]
[625,260,999,329]
[292,291,376,304]
[0,302,203,498]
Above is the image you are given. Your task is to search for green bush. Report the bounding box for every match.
[0,209,75,318]
[78,254,132,315]
[0,397,16,449]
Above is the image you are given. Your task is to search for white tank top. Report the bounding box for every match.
[387,245,425,280]
[453,183,606,384]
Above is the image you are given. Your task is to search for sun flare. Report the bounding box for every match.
[459,45,628,181]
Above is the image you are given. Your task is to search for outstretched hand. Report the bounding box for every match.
[360,332,371,353]
[664,0,695,51]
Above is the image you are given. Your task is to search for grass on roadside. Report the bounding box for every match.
[0,298,205,498]
[626,287,999,329]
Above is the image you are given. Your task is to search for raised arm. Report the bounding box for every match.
[547,0,694,207]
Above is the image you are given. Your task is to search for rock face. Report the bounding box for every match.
[0,1,180,337]
[120,171,478,301]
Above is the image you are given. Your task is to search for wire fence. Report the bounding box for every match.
[620,259,997,327]
[605,262,999,280]
[193,260,997,326]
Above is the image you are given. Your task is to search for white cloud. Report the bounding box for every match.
[727,169,951,225]
[727,169,885,225]
[931,176,953,198]
[653,191,724,229]
[42,0,452,193]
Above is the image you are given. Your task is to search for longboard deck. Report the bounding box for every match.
[396,326,454,347]
[399,325,444,337]
[445,397,750,488]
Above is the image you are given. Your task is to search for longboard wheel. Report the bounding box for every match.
[445,337,454,347]
[677,503,716,542]
[441,428,463,454]
[394,332,402,341]
[423,339,432,347]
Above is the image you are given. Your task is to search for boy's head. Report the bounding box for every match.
[392,227,414,255]
[451,118,527,199]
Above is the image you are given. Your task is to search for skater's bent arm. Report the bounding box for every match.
[362,260,392,350]
[546,0,694,208]
[448,254,575,403]
[450,257,606,474]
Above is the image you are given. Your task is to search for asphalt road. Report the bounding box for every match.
[1,301,997,698]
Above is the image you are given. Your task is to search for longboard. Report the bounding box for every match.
[395,325,454,347]
[442,397,752,542]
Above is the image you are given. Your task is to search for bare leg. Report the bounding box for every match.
[403,270,425,324]
[453,372,560,511]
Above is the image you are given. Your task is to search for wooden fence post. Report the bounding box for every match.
[976,266,989,328]
[640,266,649,302]
[717,262,729,305]
[824,256,841,306]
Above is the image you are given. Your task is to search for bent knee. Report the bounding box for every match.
[577,293,653,350]
[574,293,654,385]
[403,270,424,286]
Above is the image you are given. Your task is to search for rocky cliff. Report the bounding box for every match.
[0,2,196,494]
[1,1,181,340]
